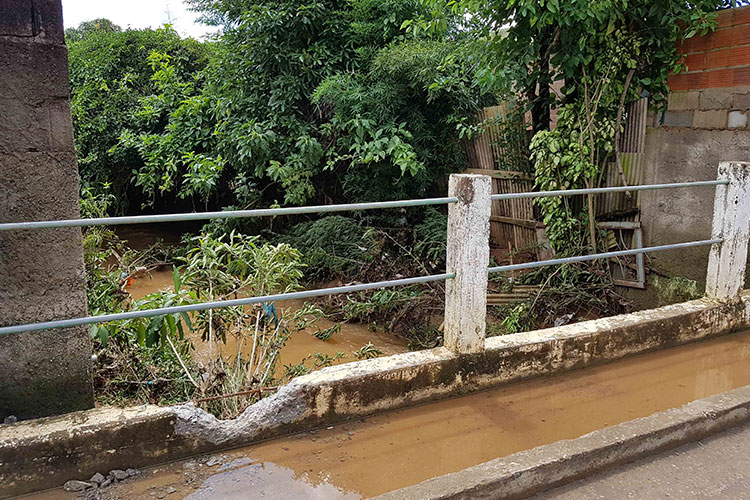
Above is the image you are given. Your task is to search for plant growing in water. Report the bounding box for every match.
[179,231,309,418]
[353,342,383,359]
[312,322,342,341]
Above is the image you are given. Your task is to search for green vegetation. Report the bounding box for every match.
[68,26,210,211]
[67,0,487,215]
[67,0,744,415]
[419,0,741,253]
[651,276,703,305]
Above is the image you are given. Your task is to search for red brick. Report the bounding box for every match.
[714,25,750,49]
[707,68,735,88]
[681,34,713,53]
[735,66,750,86]
[725,45,750,68]
[668,71,713,91]
[707,50,731,69]
[684,53,707,72]
[716,8,735,28]
[703,45,750,69]
[668,73,690,91]
[731,6,750,27]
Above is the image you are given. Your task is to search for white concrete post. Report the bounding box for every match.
[444,174,492,354]
[706,161,750,299]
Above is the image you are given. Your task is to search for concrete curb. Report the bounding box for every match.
[375,384,750,500]
[2,293,750,497]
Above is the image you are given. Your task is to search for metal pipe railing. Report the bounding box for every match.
[488,239,722,274]
[0,177,731,337]
[0,273,454,336]
[490,180,728,201]
[0,197,457,231]
[0,180,725,232]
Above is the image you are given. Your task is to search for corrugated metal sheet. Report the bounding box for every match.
[597,97,648,220]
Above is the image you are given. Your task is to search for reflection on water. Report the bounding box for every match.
[124,269,408,369]
[184,461,359,500]
[110,331,750,498]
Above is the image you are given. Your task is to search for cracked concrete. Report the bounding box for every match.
[2,293,750,498]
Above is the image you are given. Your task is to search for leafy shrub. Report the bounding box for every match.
[414,208,447,268]
[67,24,210,210]
[281,216,375,281]
[651,276,703,305]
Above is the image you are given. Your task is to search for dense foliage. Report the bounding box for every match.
[67,1,488,215]
[68,1,749,415]
[419,0,745,252]
[67,24,210,211]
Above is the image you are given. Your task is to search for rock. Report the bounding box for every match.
[3,415,17,424]
[125,468,142,477]
[205,456,224,467]
[167,486,177,494]
[89,472,106,485]
[101,479,112,488]
[63,480,93,492]
[109,469,129,481]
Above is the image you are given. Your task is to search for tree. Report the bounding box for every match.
[66,24,210,211]
[127,0,487,209]
[65,18,121,43]
[418,0,745,252]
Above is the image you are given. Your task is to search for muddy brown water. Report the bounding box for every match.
[24,330,750,500]
[125,269,408,369]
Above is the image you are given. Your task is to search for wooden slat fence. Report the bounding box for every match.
[465,98,648,265]
[465,105,536,252]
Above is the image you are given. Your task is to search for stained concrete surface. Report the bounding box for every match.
[639,127,750,290]
[4,294,750,498]
[530,420,750,500]
[20,330,750,500]
[0,0,94,419]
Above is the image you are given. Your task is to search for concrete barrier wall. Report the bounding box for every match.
[639,128,750,288]
[0,0,94,419]
[2,293,749,497]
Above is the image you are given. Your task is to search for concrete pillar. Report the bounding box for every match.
[0,0,94,419]
[706,162,750,299]
[444,174,491,354]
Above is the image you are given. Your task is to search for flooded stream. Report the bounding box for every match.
[27,330,750,500]
[126,269,408,369]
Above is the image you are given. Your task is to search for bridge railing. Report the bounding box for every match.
[0,162,748,356]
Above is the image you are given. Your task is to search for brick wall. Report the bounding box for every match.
[656,7,750,130]
[668,6,750,91]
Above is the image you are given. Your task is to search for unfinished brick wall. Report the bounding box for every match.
[658,6,750,130]
[637,5,750,296]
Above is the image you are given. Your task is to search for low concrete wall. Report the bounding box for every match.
[2,293,750,497]
[377,385,750,500]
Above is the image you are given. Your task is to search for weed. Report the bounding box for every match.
[312,323,342,341]
[353,342,383,359]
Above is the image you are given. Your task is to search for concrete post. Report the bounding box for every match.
[0,0,94,419]
[444,174,491,354]
[706,162,750,299]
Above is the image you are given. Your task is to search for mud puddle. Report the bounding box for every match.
[28,329,750,500]
[125,269,408,369]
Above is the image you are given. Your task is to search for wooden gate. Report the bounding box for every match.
[465,98,648,263]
